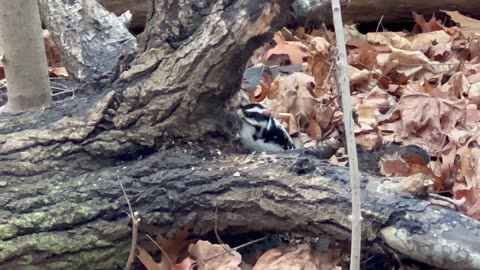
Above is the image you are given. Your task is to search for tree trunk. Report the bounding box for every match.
[0,0,51,112]
[1,0,480,269]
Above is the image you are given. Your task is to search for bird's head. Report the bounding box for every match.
[237,103,272,128]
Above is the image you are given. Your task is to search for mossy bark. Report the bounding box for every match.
[2,148,480,269]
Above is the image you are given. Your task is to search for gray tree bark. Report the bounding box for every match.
[1,0,480,269]
[38,0,138,92]
[1,147,480,269]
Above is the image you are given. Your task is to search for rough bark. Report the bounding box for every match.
[0,0,51,112]
[38,0,138,92]
[1,0,480,269]
[1,148,480,269]
[0,0,297,178]
[0,0,294,268]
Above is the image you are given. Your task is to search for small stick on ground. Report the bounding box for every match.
[121,182,141,270]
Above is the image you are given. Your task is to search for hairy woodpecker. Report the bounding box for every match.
[236,103,295,152]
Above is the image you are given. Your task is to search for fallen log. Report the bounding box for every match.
[1,148,479,269]
[99,0,480,28]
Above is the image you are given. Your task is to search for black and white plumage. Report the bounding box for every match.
[236,103,295,152]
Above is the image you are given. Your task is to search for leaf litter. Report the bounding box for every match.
[138,232,343,270]
[242,11,480,220]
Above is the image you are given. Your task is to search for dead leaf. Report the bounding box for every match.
[43,30,63,68]
[175,257,196,270]
[454,187,480,219]
[467,72,480,84]
[355,87,397,130]
[394,93,466,149]
[307,37,331,97]
[441,71,469,98]
[412,12,445,33]
[314,104,336,130]
[466,104,480,123]
[382,47,435,76]
[277,112,299,136]
[439,143,458,176]
[366,32,412,50]
[409,31,452,51]
[350,68,377,93]
[348,45,378,70]
[136,227,191,270]
[419,77,447,98]
[49,67,68,77]
[156,227,190,263]
[355,130,382,150]
[456,138,480,189]
[306,115,322,140]
[188,240,242,270]
[137,245,163,270]
[252,245,342,270]
[443,11,480,37]
[380,152,414,177]
[468,82,480,107]
[263,32,308,65]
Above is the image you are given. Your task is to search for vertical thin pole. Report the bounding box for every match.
[330,0,362,269]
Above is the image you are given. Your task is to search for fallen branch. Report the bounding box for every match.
[1,148,479,269]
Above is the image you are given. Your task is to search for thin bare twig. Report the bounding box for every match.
[331,1,362,269]
[429,193,463,211]
[121,182,141,270]
[375,15,385,33]
[214,207,234,255]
